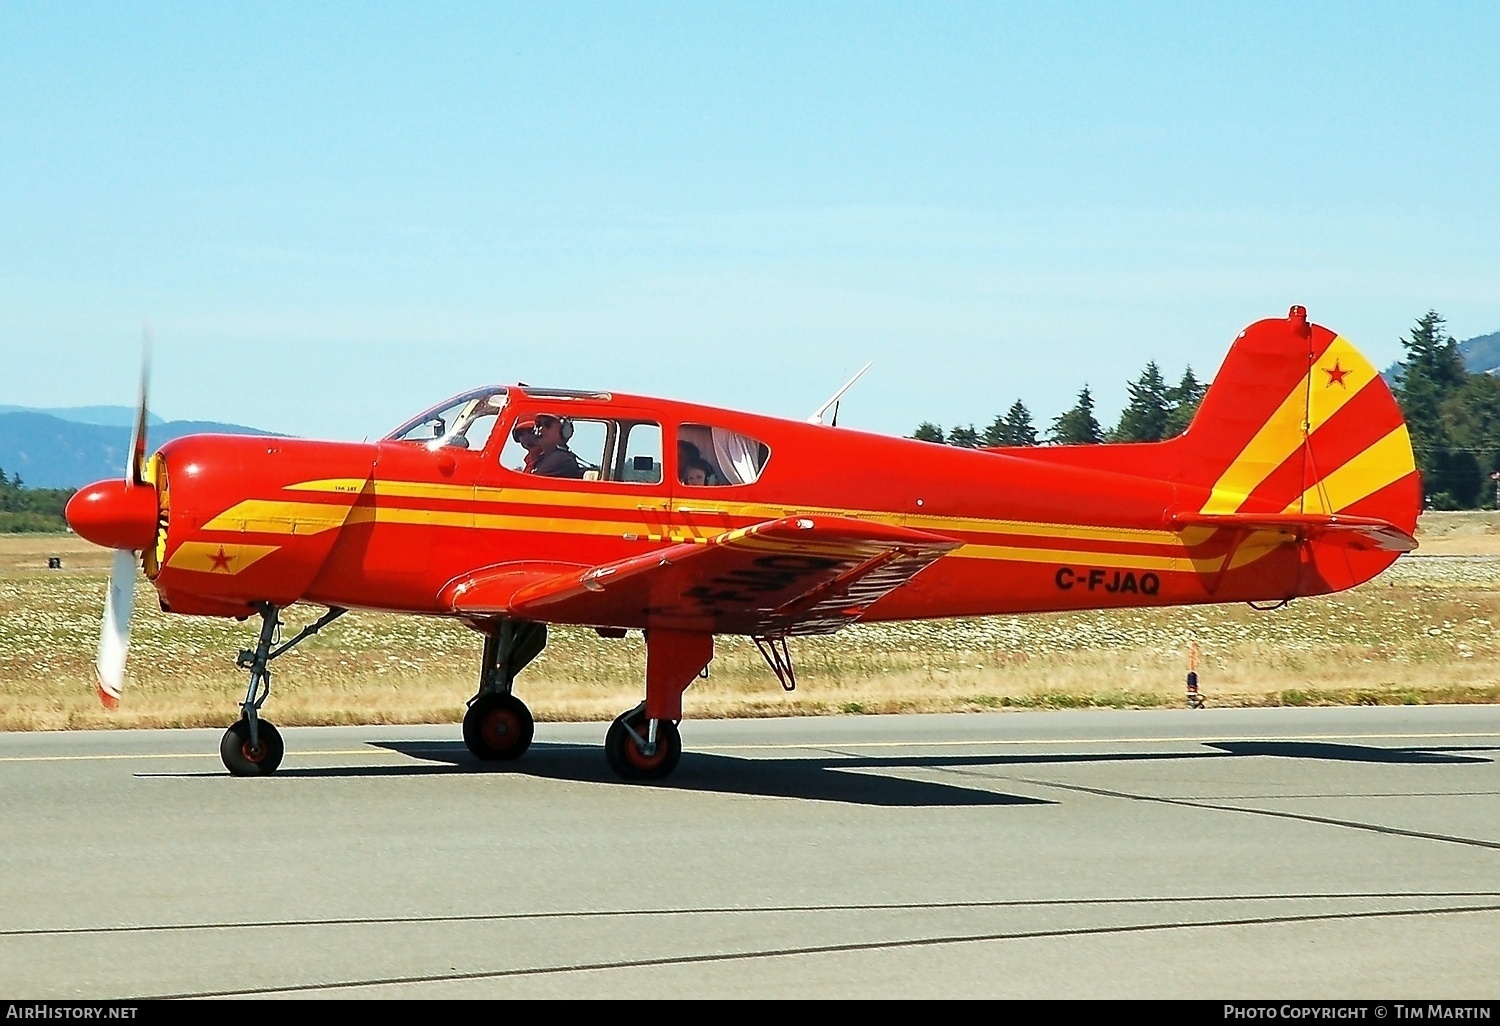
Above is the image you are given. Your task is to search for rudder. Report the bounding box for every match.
[1178,305,1420,537]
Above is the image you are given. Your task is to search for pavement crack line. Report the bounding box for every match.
[11,891,1500,939]
[997,775,1500,850]
[147,900,1500,999]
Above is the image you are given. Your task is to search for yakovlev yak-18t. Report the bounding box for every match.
[66,307,1420,779]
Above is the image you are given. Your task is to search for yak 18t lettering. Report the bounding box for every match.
[66,307,1420,779]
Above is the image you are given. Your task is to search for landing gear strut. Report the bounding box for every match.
[462,619,544,761]
[220,602,346,776]
[604,629,712,782]
[605,704,682,779]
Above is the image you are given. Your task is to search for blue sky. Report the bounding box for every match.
[2,2,1497,440]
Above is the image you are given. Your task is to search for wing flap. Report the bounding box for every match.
[507,515,961,635]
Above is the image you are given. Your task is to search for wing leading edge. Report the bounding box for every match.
[444,515,960,635]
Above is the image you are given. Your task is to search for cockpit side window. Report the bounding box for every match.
[676,424,770,487]
[499,416,663,485]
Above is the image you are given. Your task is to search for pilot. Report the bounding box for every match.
[515,413,586,479]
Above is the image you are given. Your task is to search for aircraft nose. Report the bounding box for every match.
[66,480,159,551]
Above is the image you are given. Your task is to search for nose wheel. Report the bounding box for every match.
[463,693,535,760]
[220,718,284,776]
[605,706,682,780]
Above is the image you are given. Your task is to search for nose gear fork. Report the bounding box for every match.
[234,603,280,750]
[220,602,346,776]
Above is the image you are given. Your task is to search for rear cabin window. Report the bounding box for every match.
[500,417,663,485]
[676,424,771,487]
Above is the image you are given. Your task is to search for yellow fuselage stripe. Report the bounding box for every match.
[198,501,1260,575]
[285,477,1183,547]
[202,500,358,536]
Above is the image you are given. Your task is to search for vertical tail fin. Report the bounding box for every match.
[1179,305,1420,534]
[1167,306,1421,596]
[993,306,1419,597]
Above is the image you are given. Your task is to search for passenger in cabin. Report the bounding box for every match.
[681,458,714,487]
[515,414,586,479]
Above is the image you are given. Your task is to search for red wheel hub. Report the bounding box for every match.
[481,710,519,750]
[623,721,667,770]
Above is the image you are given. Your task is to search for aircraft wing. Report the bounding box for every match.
[440,560,592,614]
[446,515,960,635]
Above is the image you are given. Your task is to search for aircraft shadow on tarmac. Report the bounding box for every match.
[365,742,1051,807]
[1205,741,1496,764]
[337,736,1492,806]
[142,738,1495,807]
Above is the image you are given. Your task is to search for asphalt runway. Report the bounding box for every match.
[2,705,1498,999]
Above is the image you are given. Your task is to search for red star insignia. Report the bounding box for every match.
[1323,360,1350,388]
[208,546,234,573]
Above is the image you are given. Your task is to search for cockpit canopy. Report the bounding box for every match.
[386,387,510,451]
[386,386,773,488]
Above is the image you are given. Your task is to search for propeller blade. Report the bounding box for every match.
[128,324,153,485]
[96,549,138,709]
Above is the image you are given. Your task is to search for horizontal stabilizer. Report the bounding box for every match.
[1170,512,1417,553]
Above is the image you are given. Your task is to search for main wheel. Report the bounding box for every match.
[463,693,535,760]
[220,718,284,776]
[604,707,682,780]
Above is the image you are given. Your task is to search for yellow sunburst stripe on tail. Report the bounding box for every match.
[1287,424,1416,516]
[1200,335,1374,515]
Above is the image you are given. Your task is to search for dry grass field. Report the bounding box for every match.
[4,514,1500,731]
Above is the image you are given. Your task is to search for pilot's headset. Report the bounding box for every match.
[537,412,574,443]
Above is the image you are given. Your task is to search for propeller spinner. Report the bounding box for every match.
[64,332,157,707]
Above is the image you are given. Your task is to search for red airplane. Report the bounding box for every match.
[65,306,1420,779]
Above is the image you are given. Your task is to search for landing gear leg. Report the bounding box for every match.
[219,602,346,776]
[605,630,711,781]
[462,619,545,761]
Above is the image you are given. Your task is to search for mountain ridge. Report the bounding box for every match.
[0,408,283,489]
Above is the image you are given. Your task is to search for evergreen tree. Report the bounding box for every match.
[1002,400,1038,446]
[948,424,980,448]
[982,400,1037,446]
[1395,311,1470,506]
[1112,361,1172,441]
[1439,372,1500,507]
[1164,366,1206,437]
[912,422,946,443]
[0,469,71,531]
[1050,387,1104,444]
[982,411,1009,446]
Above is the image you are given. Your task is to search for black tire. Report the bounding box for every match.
[220,718,284,776]
[462,694,535,760]
[604,707,681,780]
